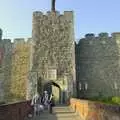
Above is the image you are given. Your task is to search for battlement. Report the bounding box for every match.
[77,32,120,46]
[33,11,74,22]
[111,32,120,40]
[85,33,95,39]
[3,39,11,42]
[98,32,109,38]
[3,39,12,44]
[14,38,25,45]
[33,10,73,16]
[84,32,109,39]
[11,38,32,48]
[13,38,32,44]
[27,38,32,43]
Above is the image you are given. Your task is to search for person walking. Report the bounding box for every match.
[31,92,43,116]
[42,91,49,109]
[31,92,39,116]
[48,94,55,114]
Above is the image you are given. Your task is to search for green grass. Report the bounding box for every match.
[88,96,120,105]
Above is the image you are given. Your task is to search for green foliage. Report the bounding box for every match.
[88,96,120,105]
[112,97,120,105]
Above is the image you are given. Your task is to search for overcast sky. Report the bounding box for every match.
[0,0,120,41]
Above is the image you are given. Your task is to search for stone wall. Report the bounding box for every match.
[76,32,120,98]
[0,37,32,102]
[0,39,12,102]
[2,39,13,100]
[70,98,120,120]
[0,39,4,101]
[10,38,31,101]
[28,11,76,99]
[0,100,32,120]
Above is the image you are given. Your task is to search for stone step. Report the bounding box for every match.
[27,106,81,120]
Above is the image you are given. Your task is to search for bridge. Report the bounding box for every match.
[0,98,120,120]
[24,106,80,120]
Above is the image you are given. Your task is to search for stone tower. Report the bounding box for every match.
[0,28,2,40]
[76,33,120,98]
[0,28,4,101]
[27,2,76,103]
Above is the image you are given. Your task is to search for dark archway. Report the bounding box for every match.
[37,77,43,96]
[43,81,61,104]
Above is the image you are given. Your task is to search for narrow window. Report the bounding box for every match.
[79,83,82,90]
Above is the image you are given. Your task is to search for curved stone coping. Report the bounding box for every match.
[69,98,120,120]
[0,100,30,106]
[0,100,33,120]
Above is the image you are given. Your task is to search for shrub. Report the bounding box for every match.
[112,97,120,105]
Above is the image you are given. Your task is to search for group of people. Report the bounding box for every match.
[31,91,55,116]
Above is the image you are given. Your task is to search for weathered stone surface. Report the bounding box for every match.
[2,39,13,101]
[76,33,120,98]
[70,98,120,120]
[0,73,4,101]
[28,11,76,100]
[10,39,31,101]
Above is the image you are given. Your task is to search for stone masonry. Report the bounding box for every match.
[76,32,120,98]
[27,11,76,102]
[10,38,31,101]
[0,28,4,101]
[0,28,32,102]
[2,39,12,101]
[1,11,120,103]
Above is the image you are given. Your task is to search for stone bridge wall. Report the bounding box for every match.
[70,98,120,120]
[0,100,32,120]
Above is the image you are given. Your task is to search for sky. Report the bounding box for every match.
[0,0,120,41]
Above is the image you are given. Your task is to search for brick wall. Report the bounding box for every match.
[0,100,33,120]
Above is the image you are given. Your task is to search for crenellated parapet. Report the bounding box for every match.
[13,38,32,46]
[112,32,120,41]
[14,38,25,44]
[98,32,109,39]
[33,11,73,22]
[78,32,120,46]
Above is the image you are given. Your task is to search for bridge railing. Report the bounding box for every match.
[70,98,120,120]
[0,100,33,120]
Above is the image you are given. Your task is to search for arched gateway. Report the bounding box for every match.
[37,76,69,104]
[42,80,61,104]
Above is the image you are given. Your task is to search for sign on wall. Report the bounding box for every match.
[48,69,57,80]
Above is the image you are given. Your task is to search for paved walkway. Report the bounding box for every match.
[26,106,81,120]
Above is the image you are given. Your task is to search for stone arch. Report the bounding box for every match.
[43,80,62,104]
